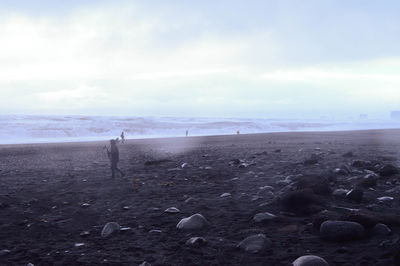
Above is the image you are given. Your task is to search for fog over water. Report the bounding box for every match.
[1,115,399,144]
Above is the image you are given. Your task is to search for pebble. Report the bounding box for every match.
[253,212,277,223]
[80,231,90,237]
[74,243,85,247]
[184,197,196,204]
[120,227,132,232]
[237,234,271,253]
[372,223,391,236]
[181,163,189,168]
[139,262,151,266]
[320,220,364,241]
[81,203,90,208]
[149,229,162,234]
[345,188,364,203]
[177,213,209,230]
[332,188,349,197]
[220,193,231,198]
[122,206,130,210]
[164,207,180,213]
[186,237,207,246]
[292,255,329,266]
[101,222,121,237]
[378,164,399,177]
[377,196,394,202]
[0,249,10,256]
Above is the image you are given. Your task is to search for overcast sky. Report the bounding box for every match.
[1,0,400,118]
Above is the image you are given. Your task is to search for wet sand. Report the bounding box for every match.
[1,129,400,265]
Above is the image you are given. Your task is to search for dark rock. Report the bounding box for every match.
[280,189,324,215]
[253,212,277,223]
[144,159,172,166]
[378,164,399,177]
[0,249,10,256]
[345,188,364,203]
[332,188,349,198]
[274,149,281,153]
[372,223,391,236]
[304,154,320,165]
[320,220,365,241]
[342,151,354,158]
[352,160,376,170]
[345,212,379,229]
[357,174,378,188]
[295,175,332,196]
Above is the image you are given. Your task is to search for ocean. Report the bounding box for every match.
[0,115,399,144]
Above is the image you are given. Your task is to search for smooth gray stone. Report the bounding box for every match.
[101,222,121,237]
[320,220,364,241]
[253,212,277,223]
[177,213,209,230]
[293,255,329,266]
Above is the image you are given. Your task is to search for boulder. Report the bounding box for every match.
[280,189,324,215]
[186,237,207,246]
[320,220,364,241]
[378,164,399,177]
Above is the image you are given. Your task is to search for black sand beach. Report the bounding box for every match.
[1,129,400,265]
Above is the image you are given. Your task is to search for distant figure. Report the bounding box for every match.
[105,139,125,178]
[185,129,189,137]
[121,131,125,144]
[237,130,240,135]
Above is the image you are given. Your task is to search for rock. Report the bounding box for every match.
[295,175,331,196]
[320,220,365,241]
[259,185,274,191]
[184,197,196,203]
[253,212,277,223]
[74,243,85,247]
[81,203,90,208]
[27,263,34,266]
[139,262,151,266]
[345,188,364,203]
[220,193,231,198]
[333,168,348,175]
[164,207,180,213]
[237,234,271,253]
[181,163,189,168]
[101,222,121,237]
[177,213,209,230]
[342,151,353,158]
[385,186,400,193]
[372,223,391,236]
[144,159,171,166]
[332,188,349,197]
[357,173,378,188]
[378,164,399,177]
[120,227,131,232]
[186,237,207,246]
[280,190,324,215]
[274,149,281,153]
[352,160,374,170]
[378,196,394,202]
[256,189,274,198]
[148,229,162,234]
[0,249,10,256]
[122,206,130,210]
[292,255,329,266]
[80,231,90,237]
[303,154,320,165]
[229,159,243,165]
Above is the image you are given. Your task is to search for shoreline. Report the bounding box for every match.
[1,127,400,147]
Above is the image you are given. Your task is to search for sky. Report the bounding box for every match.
[1,0,400,119]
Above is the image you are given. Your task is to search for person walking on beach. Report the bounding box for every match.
[120,131,125,144]
[185,129,189,137]
[106,139,125,178]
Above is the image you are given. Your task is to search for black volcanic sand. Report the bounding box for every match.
[1,129,400,265]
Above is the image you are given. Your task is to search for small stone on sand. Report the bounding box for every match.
[253,212,277,223]
[320,220,364,241]
[101,222,121,237]
[186,237,207,246]
[220,193,231,198]
[177,213,209,230]
[292,255,329,266]
[164,207,180,213]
